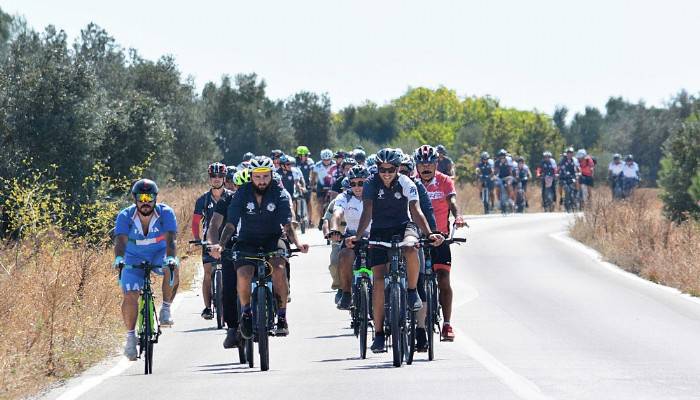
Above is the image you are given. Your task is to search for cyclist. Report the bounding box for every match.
[537,151,558,206]
[295,146,315,220]
[324,180,348,304]
[353,149,367,166]
[113,179,179,360]
[211,156,309,338]
[493,149,514,209]
[206,168,251,348]
[475,152,495,210]
[514,157,532,208]
[192,162,231,320]
[608,153,624,197]
[621,154,640,195]
[277,154,302,200]
[558,147,580,208]
[346,148,444,353]
[576,149,595,205]
[225,166,238,191]
[237,152,255,170]
[329,165,371,310]
[270,149,284,170]
[415,145,466,343]
[435,144,455,176]
[311,149,336,229]
[331,157,357,194]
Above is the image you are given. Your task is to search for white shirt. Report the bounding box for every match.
[333,192,370,235]
[621,162,639,179]
[608,161,624,176]
[291,167,304,184]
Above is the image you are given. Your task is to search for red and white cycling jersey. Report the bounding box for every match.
[422,171,456,233]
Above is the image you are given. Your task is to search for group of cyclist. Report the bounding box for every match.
[475,147,641,213]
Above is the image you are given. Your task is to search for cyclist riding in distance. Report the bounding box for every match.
[295,146,315,220]
[113,179,179,360]
[514,157,532,208]
[475,152,495,209]
[494,149,514,208]
[621,154,640,186]
[435,144,455,177]
[415,145,466,342]
[310,149,336,229]
[270,149,284,170]
[210,156,309,338]
[237,152,255,171]
[206,168,251,349]
[353,149,367,166]
[329,165,372,310]
[324,178,350,304]
[558,147,580,207]
[331,157,357,194]
[576,149,595,205]
[225,166,238,191]
[608,153,624,196]
[192,162,231,320]
[277,154,305,203]
[345,148,445,353]
[537,151,558,205]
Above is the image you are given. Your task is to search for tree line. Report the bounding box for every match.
[0,8,698,228]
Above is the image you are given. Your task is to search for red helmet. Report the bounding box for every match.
[413,145,438,164]
[208,162,227,176]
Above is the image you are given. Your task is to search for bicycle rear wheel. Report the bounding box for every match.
[389,283,402,367]
[406,308,416,365]
[257,287,270,371]
[425,279,435,361]
[214,270,224,329]
[359,280,369,359]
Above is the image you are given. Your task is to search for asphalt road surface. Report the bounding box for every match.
[41,213,700,400]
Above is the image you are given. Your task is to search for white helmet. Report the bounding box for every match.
[576,149,587,158]
[320,149,333,160]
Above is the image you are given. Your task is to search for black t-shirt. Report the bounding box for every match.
[213,190,237,248]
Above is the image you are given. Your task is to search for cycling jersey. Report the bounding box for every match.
[115,204,178,266]
[213,191,237,248]
[333,192,370,234]
[297,157,314,184]
[194,189,231,240]
[226,182,292,243]
[277,168,296,197]
[494,159,512,179]
[515,165,530,181]
[437,156,454,176]
[363,174,419,229]
[477,159,494,179]
[558,157,579,179]
[422,172,456,234]
[313,160,336,187]
[608,161,623,176]
[621,162,639,179]
[579,156,595,177]
[540,159,557,177]
[414,177,437,232]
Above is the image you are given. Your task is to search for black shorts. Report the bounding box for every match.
[579,175,594,187]
[430,240,452,272]
[202,248,218,265]
[368,222,420,267]
[233,237,287,269]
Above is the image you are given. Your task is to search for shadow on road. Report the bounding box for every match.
[309,333,354,339]
[314,356,361,363]
[345,362,396,370]
[180,326,221,333]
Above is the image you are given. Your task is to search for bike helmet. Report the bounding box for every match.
[436,144,447,155]
[576,149,587,158]
[342,157,357,168]
[613,153,621,160]
[296,145,310,156]
[375,148,403,167]
[334,150,347,159]
[565,146,575,153]
[242,152,254,162]
[347,165,370,180]
[270,149,283,159]
[279,154,291,164]
[131,178,159,200]
[352,149,366,163]
[497,149,507,157]
[233,168,250,186]
[401,153,415,171]
[543,151,552,157]
[208,162,227,176]
[320,149,333,160]
[368,164,378,174]
[250,156,274,172]
[413,145,438,164]
[480,152,490,160]
[625,154,634,162]
[366,153,377,166]
[288,156,296,165]
[516,157,524,163]
[341,177,351,190]
[225,165,237,182]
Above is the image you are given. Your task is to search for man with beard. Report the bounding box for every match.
[113,179,179,360]
[192,162,231,320]
[414,145,467,342]
[210,156,309,338]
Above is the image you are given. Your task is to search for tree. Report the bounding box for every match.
[659,118,700,221]
[568,106,603,149]
[393,87,463,147]
[286,91,332,153]
[338,101,397,144]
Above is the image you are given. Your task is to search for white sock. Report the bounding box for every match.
[161,301,171,311]
[126,330,135,340]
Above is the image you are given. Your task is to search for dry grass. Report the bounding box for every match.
[0,185,203,400]
[456,183,544,214]
[571,189,700,296]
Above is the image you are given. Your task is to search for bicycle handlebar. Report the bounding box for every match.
[117,261,176,287]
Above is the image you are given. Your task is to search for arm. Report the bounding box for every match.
[218,223,237,249]
[330,208,344,233]
[114,234,127,258]
[448,194,466,227]
[165,231,177,258]
[192,214,202,240]
[207,212,224,244]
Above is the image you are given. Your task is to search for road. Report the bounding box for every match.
[41,213,700,400]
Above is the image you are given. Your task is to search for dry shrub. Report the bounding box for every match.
[571,190,700,296]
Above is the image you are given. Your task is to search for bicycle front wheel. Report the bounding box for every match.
[257,287,270,371]
[389,283,403,367]
[214,270,224,329]
[425,279,435,361]
[359,280,370,359]
[143,295,153,374]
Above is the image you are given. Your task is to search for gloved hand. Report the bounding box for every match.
[112,256,125,269]
[163,256,180,268]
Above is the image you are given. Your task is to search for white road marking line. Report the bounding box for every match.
[550,231,700,307]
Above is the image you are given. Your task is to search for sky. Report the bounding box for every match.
[3,0,699,115]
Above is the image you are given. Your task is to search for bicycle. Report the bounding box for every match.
[118,261,175,375]
[349,239,373,359]
[514,179,525,214]
[294,191,308,234]
[561,175,579,213]
[224,247,300,371]
[479,176,492,214]
[542,175,555,212]
[496,177,513,215]
[418,226,466,361]
[189,240,225,330]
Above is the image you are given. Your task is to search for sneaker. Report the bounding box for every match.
[223,328,239,349]
[334,289,342,305]
[416,328,428,352]
[160,307,174,327]
[441,324,455,341]
[407,290,422,311]
[337,292,352,310]
[370,333,386,353]
[525,200,529,208]
[275,317,289,336]
[201,308,213,320]
[240,313,253,339]
[124,336,138,361]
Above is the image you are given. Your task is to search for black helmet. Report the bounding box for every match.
[347,165,370,180]
[436,144,447,155]
[625,154,634,162]
[334,150,347,159]
[353,149,367,163]
[208,162,227,176]
[226,166,237,182]
[242,152,254,162]
[613,153,621,160]
[342,157,357,168]
[375,148,403,167]
[131,178,159,198]
[480,151,490,160]
[497,149,507,157]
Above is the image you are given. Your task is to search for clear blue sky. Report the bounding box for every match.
[3,0,698,115]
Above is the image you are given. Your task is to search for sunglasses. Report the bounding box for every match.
[136,193,155,203]
[378,166,397,174]
[349,181,364,187]
[209,173,226,178]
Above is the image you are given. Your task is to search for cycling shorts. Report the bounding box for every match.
[368,222,419,267]
[233,237,287,269]
[480,178,494,190]
[202,248,218,265]
[119,265,164,293]
[579,175,594,187]
[430,240,452,272]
